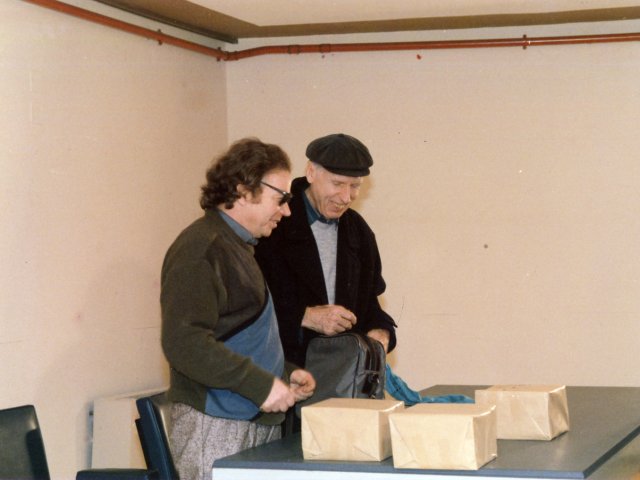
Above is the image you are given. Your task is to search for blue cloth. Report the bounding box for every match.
[205,293,284,420]
[385,364,474,405]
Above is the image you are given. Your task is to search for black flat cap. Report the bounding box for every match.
[305,133,373,177]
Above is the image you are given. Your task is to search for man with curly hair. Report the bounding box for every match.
[161,138,315,480]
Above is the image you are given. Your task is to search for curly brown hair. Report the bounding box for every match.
[200,137,291,210]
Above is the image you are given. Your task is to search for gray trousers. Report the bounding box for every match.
[169,403,281,480]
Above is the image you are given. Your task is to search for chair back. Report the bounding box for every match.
[0,405,50,480]
[135,393,178,480]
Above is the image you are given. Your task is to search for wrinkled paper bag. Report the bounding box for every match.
[475,385,570,440]
[301,398,404,461]
[390,403,497,470]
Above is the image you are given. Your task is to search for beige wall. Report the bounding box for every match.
[1,1,227,477]
[3,2,640,478]
[227,24,640,388]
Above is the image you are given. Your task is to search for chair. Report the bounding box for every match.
[0,405,50,480]
[135,393,178,480]
[0,404,157,480]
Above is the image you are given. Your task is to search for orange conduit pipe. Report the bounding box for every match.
[24,0,640,61]
[24,0,227,60]
[225,33,640,60]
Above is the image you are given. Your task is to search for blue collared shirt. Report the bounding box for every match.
[206,210,284,420]
[302,190,338,225]
[218,209,258,245]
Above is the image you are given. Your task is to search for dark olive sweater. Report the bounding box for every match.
[161,209,285,425]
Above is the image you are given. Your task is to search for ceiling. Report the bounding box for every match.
[93,0,640,44]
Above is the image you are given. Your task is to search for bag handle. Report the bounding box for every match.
[360,334,383,398]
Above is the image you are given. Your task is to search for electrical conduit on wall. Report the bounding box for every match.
[24,0,640,60]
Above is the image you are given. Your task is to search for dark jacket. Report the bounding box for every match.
[255,177,397,366]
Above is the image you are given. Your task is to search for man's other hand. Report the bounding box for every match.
[301,305,357,335]
[289,369,316,401]
[260,378,296,413]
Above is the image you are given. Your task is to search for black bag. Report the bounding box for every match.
[300,332,386,409]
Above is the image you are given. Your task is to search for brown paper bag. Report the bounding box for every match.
[475,385,570,440]
[389,403,497,470]
[301,398,404,461]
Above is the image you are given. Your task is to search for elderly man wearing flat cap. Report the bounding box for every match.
[255,133,397,369]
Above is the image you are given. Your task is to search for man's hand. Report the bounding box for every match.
[367,328,390,353]
[301,305,357,335]
[260,378,296,413]
[289,369,316,402]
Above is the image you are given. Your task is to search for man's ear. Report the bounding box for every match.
[236,184,250,205]
[305,161,316,183]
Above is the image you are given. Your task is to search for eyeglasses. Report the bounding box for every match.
[260,181,293,206]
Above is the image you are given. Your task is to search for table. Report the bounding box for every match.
[212,385,640,479]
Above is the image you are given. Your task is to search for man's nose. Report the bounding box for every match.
[338,186,351,203]
[280,202,292,216]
